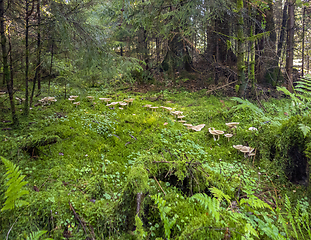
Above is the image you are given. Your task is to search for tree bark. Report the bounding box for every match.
[302,6,305,77]
[30,0,41,106]
[237,0,246,97]
[24,0,30,116]
[0,0,18,125]
[286,0,295,92]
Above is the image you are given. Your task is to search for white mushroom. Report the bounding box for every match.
[224,133,233,141]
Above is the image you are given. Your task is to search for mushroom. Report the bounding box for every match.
[150,106,159,111]
[209,127,218,141]
[165,107,173,112]
[178,120,187,123]
[224,133,233,141]
[107,102,119,106]
[68,98,75,102]
[233,145,244,150]
[87,96,94,101]
[177,115,185,119]
[214,130,224,140]
[184,124,193,129]
[248,127,258,131]
[226,122,240,128]
[240,146,250,158]
[73,102,80,107]
[144,104,152,109]
[191,124,205,131]
[70,96,78,99]
[119,102,128,107]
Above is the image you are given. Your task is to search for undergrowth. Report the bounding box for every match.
[1,86,311,239]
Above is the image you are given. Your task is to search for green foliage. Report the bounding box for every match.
[190,193,221,223]
[26,230,53,240]
[230,97,264,116]
[1,157,29,211]
[152,194,177,240]
[134,214,146,240]
[298,123,311,137]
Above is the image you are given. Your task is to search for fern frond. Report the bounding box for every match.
[277,86,303,105]
[298,124,311,137]
[244,223,259,238]
[1,157,29,211]
[26,230,53,240]
[285,195,299,239]
[230,97,264,116]
[209,187,231,205]
[278,212,289,239]
[191,193,220,222]
[240,196,273,211]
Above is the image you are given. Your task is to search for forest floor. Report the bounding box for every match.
[0,83,310,239]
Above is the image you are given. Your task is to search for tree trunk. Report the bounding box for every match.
[24,0,30,116]
[237,0,246,97]
[0,0,18,125]
[30,0,41,106]
[48,41,54,94]
[302,6,305,77]
[286,0,295,92]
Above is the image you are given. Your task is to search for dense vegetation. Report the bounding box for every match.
[2,0,311,239]
[2,82,311,239]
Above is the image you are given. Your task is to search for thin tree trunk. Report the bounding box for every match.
[237,0,246,97]
[0,0,18,125]
[286,0,295,92]
[48,41,54,94]
[30,0,41,106]
[24,0,29,116]
[302,6,305,77]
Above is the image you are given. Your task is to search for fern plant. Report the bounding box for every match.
[151,194,176,240]
[26,230,53,240]
[1,157,29,211]
[230,97,264,116]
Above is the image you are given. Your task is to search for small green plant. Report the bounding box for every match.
[1,157,29,211]
[152,194,177,240]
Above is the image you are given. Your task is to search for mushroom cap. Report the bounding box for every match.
[119,102,127,106]
[172,111,183,115]
[178,120,187,123]
[248,127,258,131]
[224,133,233,138]
[183,124,193,127]
[73,102,80,105]
[208,127,217,134]
[144,104,152,108]
[107,102,119,106]
[233,145,243,150]
[128,98,135,102]
[165,107,173,111]
[87,96,94,99]
[70,96,78,99]
[248,152,255,156]
[177,115,185,119]
[226,122,240,127]
[214,130,224,135]
[191,124,205,131]
[150,106,159,109]
[68,98,75,101]
[240,146,250,153]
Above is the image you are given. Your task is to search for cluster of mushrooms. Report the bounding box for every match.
[233,145,255,158]
[68,95,80,106]
[84,96,135,109]
[143,104,205,131]
[38,97,57,105]
[208,122,256,158]
[208,122,239,141]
